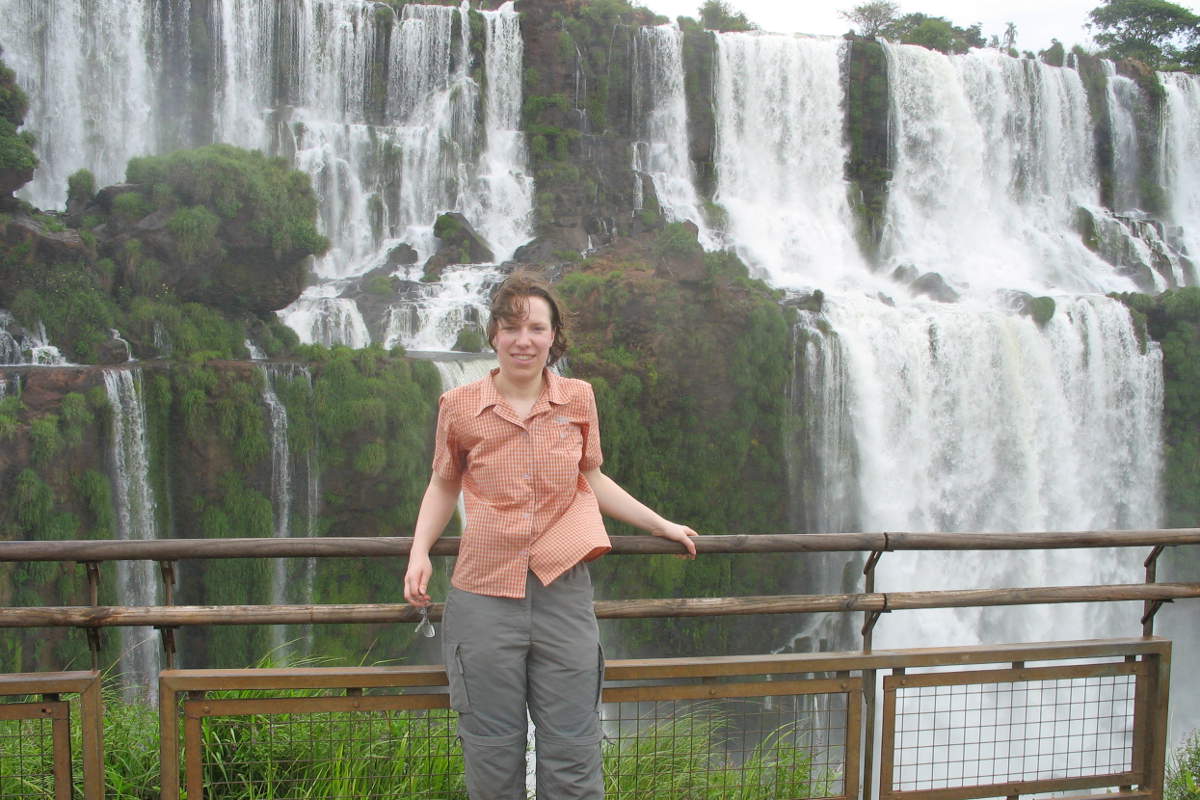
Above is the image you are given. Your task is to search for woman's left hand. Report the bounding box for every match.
[651,520,699,559]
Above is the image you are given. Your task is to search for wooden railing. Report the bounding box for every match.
[0,529,1197,800]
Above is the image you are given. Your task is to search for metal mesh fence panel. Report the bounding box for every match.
[0,701,67,800]
[601,690,850,800]
[890,671,1137,792]
[195,704,465,800]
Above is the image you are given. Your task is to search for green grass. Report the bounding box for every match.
[1168,730,1200,800]
[3,676,835,800]
[602,709,833,800]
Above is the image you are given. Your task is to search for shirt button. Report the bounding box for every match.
[523,512,532,519]
[523,473,531,480]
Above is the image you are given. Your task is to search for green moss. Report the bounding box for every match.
[167,205,222,264]
[1113,288,1200,527]
[1031,296,1056,326]
[29,414,62,466]
[452,327,484,352]
[216,377,269,466]
[67,169,96,207]
[126,144,329,259]
[654,222,703,260]
[73,469,115,539]
[363,273,396,297]
[844,39,891,263]
[559,252,793,657]
[112,191,152,223]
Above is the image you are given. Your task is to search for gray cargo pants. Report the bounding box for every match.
[443,564,605,800]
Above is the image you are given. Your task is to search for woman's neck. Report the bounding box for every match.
[493,369,544,404]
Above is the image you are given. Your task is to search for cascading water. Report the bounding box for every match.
[103,368,162,702]
[807,296,1160,643]
[383,266,504,352]
[632,24,714,247]
[1160,71,1200,284]
[5,0,530,349]
[259,363,319,656]
[882,44,1126,294]
[700,31,1188,742]
[1103,62,1145,213]
[713,33,867,287]
[462,2,535,262]
[0,0,174,209]
[0,312,67,366]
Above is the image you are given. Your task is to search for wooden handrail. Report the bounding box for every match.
[1,529,1198,562]
[1,581,1197,628]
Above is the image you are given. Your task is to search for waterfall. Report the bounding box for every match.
[0,0,173,209]
[713,32,867,287]
[4,0,531,348]
[259,363,318,656]
[785,291,1164,646]
[383,266,503,352]
[632,24,713,246]
[433,355,499,393]
[1160,71,1200,284]
[883,44,1122,294]
[278,287,372,348]
[462,2,535,262]
[103,368,162,702]
[1103,62,1144,213]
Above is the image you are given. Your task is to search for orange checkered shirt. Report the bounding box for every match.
[432,368,611,598]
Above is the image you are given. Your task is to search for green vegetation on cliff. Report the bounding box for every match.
[1,144,326,363]
[125,145,328,263]
[0,45,37,196]
[558,240,797,656]
[1113,288,1200,527]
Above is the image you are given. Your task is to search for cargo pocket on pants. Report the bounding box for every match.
[447,642,471,713]
[593,642,606,711]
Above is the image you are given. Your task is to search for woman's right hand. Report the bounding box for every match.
[404,553,433,606]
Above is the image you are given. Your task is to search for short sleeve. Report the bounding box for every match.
[579,382,603,472]
[431,394,463,481]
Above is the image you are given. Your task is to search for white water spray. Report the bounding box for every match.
[632,24,713,246]
[103,368,162,702]
[713,32,866,287]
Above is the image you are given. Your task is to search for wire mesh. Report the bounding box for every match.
[601,690,849,800]
[0,704,58,799]
[198,703,465,800]
[891,672,1137,791]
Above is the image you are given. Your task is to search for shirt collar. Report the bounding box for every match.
[475,368,569,417]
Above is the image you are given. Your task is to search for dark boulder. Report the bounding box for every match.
[423,212,495,280]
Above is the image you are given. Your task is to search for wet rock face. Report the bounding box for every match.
[423,212,496,280]
[2,215,92,266]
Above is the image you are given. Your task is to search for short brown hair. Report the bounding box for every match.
[487,270,569,367]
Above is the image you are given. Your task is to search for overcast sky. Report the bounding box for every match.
[634,0,1112,54]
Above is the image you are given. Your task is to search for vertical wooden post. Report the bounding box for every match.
[159,676,180,800]
[80,673,105,800]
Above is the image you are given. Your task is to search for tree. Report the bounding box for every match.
[698,0,756,32]
[1088,0,1200,69]
[883,13,985,54]
[838,1,900,38]
[1003,21,1018,51]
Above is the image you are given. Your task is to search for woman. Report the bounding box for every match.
[403,270,698,800]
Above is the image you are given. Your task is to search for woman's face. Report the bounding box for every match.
[492,296,554,382]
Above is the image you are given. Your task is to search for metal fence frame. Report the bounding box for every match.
[0,530,1196,799]
[0,671,104,800]
[148,638,1170,800]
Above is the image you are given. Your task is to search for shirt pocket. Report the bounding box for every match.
[548,418,585,462]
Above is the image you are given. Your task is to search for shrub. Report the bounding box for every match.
[1167,730,1200,800]
[167,205,222,264]
[67,168,96,206]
